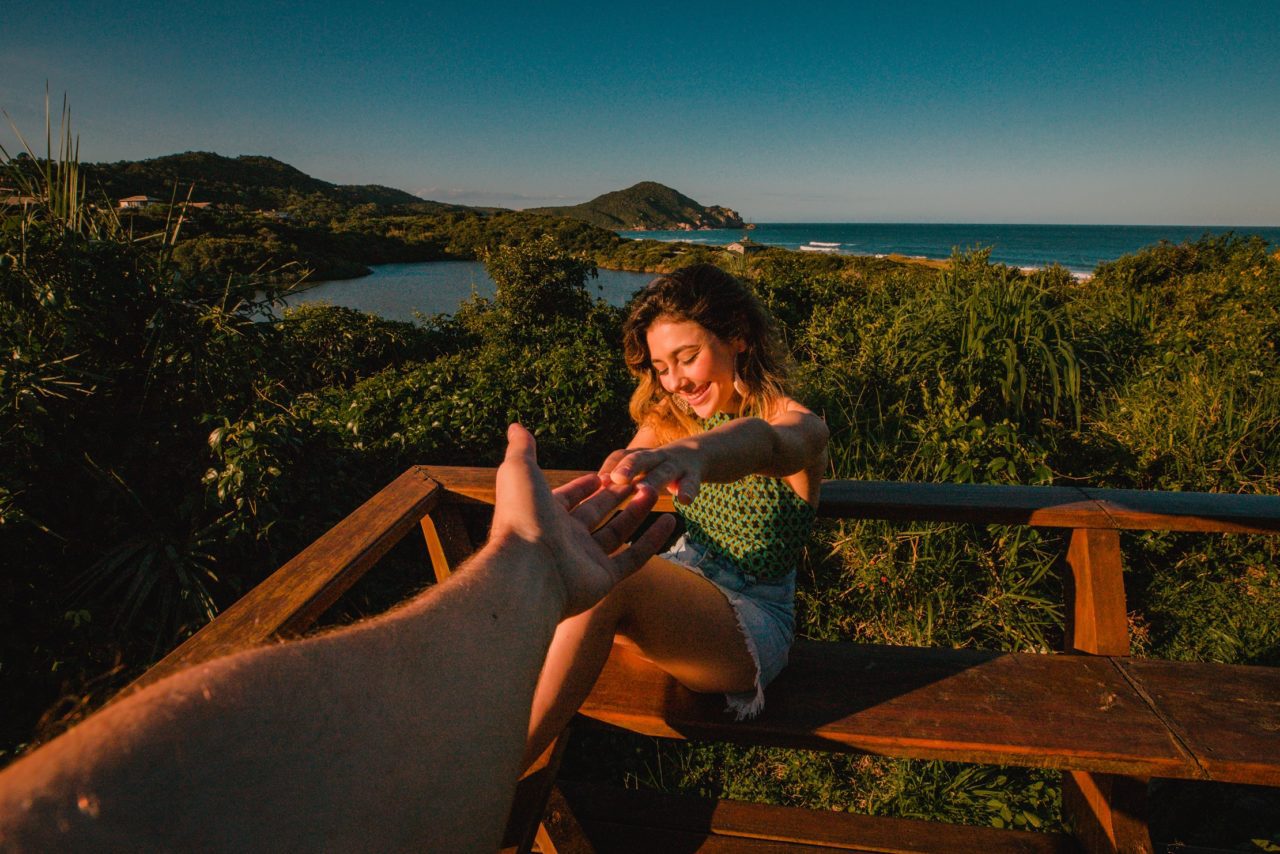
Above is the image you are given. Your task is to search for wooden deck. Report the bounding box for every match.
[122,466,1280,852]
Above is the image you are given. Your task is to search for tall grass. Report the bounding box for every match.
[567,240,1280,842]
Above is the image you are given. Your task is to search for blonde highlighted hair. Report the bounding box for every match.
[622,264,791,443]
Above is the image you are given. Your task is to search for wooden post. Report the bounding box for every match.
[1061,527,1152,853]
[501,735,575,854]
[421,503,475,583]
[1064,527,1129,656]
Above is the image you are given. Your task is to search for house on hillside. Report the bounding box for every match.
[2,193,37,209]
[118,195,160,210]
[727,238,765,255]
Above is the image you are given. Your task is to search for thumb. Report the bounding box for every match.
[505,422,536,465]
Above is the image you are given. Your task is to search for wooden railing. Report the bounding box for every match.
[124,467,1280,852]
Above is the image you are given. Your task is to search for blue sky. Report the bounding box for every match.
[4,1,1278,224]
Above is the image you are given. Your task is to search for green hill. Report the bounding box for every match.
[82,151,452,212]
[527,181,744,231]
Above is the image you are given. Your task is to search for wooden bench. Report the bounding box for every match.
[126,466,1280,853]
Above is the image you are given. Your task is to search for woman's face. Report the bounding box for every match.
[645,317,744,418]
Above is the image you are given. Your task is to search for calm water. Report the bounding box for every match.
[272,223,1280,321]
[274,261,655,323]
[620,223,1280,274]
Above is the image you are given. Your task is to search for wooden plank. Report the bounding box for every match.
[502,735,570,854]
[818,481,1112,529]
[422,465,680,512]
[118,468,442,699]
[421,503,475,583]
[1083,487,1280,535]
[424,467,1280,536]
[1115,658,1280,787]
[560,782,1075,853]
[574,820,849,852]
[1063,528,1130,656]
[578,641,1198,780]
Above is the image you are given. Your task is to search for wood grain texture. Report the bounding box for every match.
[1061,772,1153,854]
[578,641,1199,780]
[1083,487,1280,534]
[1116,658,1280,787]
[1064,528,1130,656]
[559,782,1075,853]
[117,468,442,699]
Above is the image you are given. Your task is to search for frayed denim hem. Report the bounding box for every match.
[723,608,767,721]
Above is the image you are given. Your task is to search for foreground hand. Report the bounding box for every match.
[491,424,677,617]
[599,444,703,505]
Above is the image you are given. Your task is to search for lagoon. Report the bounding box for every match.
[271,261,656,323]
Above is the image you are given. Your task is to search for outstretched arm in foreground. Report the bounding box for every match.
[601,404,829,505]
[0,424,675,853]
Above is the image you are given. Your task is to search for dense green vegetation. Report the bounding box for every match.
[527,180,744,230]
[33,152,744,283]
[3,140,1278,847]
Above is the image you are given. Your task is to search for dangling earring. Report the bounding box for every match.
[671,393,692,415]
[733,373,748,398]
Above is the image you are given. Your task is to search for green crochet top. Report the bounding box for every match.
[675,412,816,580]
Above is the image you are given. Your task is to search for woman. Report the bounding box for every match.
[525,263,828,764]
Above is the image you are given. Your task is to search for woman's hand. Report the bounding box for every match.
[598,443,704,505]
[491,424,676,617]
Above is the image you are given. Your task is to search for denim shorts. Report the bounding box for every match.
[660,534,797,719]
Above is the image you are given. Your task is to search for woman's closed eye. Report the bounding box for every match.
[653,349,699,376]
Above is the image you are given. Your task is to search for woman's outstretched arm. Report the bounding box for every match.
[0,424,675,853]
[601,405,829,505]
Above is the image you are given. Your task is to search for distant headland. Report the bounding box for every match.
[73,152,741,231]
[525,181,744,231]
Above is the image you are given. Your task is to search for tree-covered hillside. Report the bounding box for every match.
[527,180,745,230]
[81,151,445,211]
[29,153,747,282]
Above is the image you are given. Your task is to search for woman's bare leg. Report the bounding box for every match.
[523,555,758,768]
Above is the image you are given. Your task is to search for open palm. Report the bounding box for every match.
[491,424,676,617]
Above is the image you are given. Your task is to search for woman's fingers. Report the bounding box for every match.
[672,474,702,505]
[609,448,670,484]
[635,457,685,496]
[597,449,631,483]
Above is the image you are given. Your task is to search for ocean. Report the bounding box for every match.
[270,224,1280,322]
[619,223,1280,275]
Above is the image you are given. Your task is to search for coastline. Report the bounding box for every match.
[617,222,1280,279]
[274,219,1280,291]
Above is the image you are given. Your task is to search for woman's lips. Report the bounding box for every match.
[683,383,712,406]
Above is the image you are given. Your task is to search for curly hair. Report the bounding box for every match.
[622,264,791,442]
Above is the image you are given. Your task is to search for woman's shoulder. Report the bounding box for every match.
[762,394,824,425]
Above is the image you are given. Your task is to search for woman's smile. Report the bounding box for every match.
[682,382,712,407]
[645,318,744,417]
